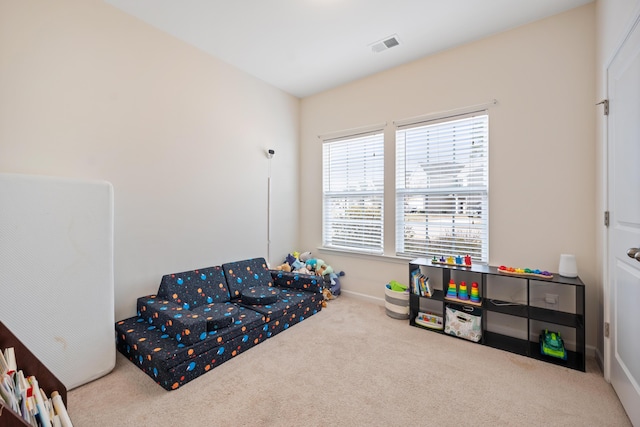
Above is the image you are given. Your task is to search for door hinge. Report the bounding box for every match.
[604,211,610,227]
[597,99,609,115]
[605,322,610,338]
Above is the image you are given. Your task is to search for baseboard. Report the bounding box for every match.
[594,346,604,373]
[340,289,385,306]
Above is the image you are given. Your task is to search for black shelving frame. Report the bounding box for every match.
[408,258,586,372]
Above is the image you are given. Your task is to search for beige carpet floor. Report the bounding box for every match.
[67,296,631,426]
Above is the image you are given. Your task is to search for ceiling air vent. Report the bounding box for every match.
[370,34,400,53]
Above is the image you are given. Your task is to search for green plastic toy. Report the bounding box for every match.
[387,280,408,292]
[540,329,567,360]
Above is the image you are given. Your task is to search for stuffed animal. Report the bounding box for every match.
[306,258,334,278]
[327,271,344,296]
[275,262,291,272]
[295,266,312,275]
[299,251,312,262]
[305,258,321,271]
[316,263,334,277]
[283,251,340,282]
[285,253,297,266]
[284,253,304,270]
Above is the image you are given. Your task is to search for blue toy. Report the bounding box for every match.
[327,271,344,296]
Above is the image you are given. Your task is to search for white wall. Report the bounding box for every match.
[300,5,599,348]
[594,0,640,371]
[0,0,300,321]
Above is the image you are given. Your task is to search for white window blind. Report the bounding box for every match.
[395,112,489,262]
[322,132,384,254]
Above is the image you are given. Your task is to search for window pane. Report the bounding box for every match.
[323,132,384,253]
[396,113,488,262]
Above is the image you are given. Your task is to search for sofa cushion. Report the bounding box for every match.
[223,258,274,298]
[116,316,270,390]
[158,265,231,309]
[116,305,266,372]
[241,286,279,305]
[236,288,321,323]
[190,302,239,331]
[270,270,323,293]
[137,295,207,346]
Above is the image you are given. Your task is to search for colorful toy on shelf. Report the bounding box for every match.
[457,281,469,300]
[539,329,567,360]
[470,282,481,303]
[497,265,553,279]
[432,254,472,268]
[444,279,482,306]
[446,279,457,299]
[415,311,443,330]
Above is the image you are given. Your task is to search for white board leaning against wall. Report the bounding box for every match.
[0,173,115,389]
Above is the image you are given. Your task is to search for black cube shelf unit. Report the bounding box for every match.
[409,258,586,372]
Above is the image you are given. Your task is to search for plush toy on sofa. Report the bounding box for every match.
[305,258,320,271]
[279,251,344,299]
[296,266,313,275]
[275,252,319,275]
[284,253,302,270]
[304,258,325,273]
[274,262,292,272]
[305,258,335,279]
[316,263,334,277]
[299,251,313,263]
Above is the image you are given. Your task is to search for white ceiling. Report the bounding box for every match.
[105,0,593,98]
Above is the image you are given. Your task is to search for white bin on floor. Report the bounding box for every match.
[384,285,410,319]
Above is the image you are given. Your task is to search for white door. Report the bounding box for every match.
[608,13,640,427]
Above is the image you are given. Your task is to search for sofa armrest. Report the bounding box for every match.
[269,270,322,294]
[137,295,207,346]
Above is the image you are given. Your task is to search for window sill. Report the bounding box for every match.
[316,247,411,265]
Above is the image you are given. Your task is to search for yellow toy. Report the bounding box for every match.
[275,263,292,272]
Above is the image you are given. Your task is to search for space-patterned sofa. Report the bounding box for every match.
[115,257,323,390]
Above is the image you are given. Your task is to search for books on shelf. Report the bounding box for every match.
[0,346,73,427]
[3,347,16,373]
[411,269,432,297]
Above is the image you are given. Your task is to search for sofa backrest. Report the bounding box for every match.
[157,265,231,310]
[222,258,274,298]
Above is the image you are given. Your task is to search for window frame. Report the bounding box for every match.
[321,130,385,255]
[395,110,489,263]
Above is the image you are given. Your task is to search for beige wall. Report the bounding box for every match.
[0,0,301,321]
[0,0,610,355]
[301,5,598,349]
[594,0,640,373]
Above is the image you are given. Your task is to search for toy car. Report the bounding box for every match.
[540,329,567,360]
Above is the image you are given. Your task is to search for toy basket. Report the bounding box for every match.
[384,284,410,319]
